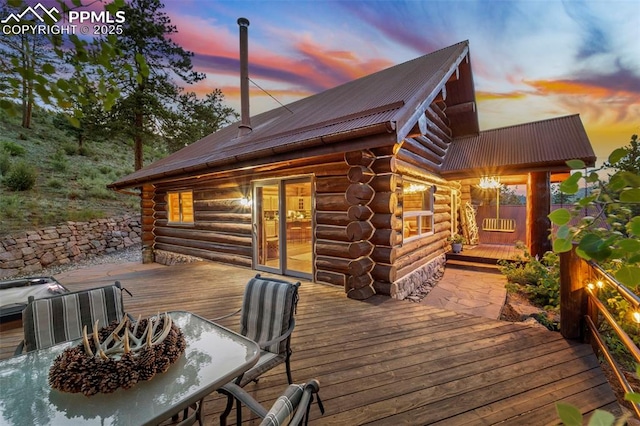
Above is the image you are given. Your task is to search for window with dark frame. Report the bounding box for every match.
[402,179,434,241]
[167,191,194,224]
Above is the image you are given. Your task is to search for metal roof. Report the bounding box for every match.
[441,114,596,178]
[110,41,471,189]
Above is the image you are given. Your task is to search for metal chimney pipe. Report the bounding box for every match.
[237,17,252,136]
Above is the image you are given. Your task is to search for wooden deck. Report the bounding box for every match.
[447,243,521,263]
[0,261,621,425]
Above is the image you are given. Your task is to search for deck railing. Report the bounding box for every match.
[560,247,640,417]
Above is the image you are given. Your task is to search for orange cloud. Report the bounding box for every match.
[476,91,528,101]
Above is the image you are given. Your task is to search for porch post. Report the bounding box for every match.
[526,171,551,258]
[560,245,587,340]
[140,184,156,264]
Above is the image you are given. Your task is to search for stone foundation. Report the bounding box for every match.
[389,254,447,300]
[153,250,204,266]
[0,215,141,279]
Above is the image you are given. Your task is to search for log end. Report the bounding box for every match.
[346,285,376,300]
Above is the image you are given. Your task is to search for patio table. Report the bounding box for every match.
[0,311,260,425]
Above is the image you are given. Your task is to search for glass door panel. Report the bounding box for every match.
[255,183,280,272]
[284,179,312,277]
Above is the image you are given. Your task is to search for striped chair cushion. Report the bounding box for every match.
[240,276,298,355]
[22,284,125,352]
[260,384,304,426]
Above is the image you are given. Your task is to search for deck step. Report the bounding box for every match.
[445,259,503,274]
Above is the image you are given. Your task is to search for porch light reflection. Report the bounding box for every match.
[404,183,428,194]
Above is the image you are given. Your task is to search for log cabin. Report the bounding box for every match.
[108,36,596,300]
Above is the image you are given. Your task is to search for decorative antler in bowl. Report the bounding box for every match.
[49,313,186,396]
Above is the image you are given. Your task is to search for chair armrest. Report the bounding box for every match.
[210,308,242,322]
[258,318,295,350]
[219,382,269,419]
[14,341,24,356]
[289,380,323,425]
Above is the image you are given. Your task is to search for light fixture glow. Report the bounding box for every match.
[239,197,251,207]
[586,283,595,291]
[633,312,640,324]
[478,176,501,189]
[596,281,604,289]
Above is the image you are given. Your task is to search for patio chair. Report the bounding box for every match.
[219,379,323,426]
[217,273,301,425]
[14,281,130,355]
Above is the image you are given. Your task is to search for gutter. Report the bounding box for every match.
[108,121,397,190]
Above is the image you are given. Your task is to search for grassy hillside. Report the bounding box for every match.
[0,108,166,237]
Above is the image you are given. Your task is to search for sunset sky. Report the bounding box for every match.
[156,0,638,167]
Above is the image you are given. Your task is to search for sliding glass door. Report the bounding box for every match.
[254,178,312,279]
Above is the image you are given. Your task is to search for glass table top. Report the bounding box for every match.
[0,311,260,425]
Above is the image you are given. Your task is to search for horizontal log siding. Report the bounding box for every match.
[393,164,455,286]
[151,157,349,272]
[391,107,456,285]
[153,176,252,268]
[313,164,352,289]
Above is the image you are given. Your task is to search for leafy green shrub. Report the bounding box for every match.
[0,149,10,175]
[498,242,560,310]
[61,143,77,155]
[86,186,116,200]
[78,145,92,157]
[0,194,22,218]
[2,141,25,156]
[46,178,64,189]
[3,161,37,191]
[50,150,68,172]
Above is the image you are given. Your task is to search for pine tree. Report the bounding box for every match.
[108,0,205,170]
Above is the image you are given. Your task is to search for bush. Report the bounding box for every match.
[50,150,68,172]
[2,141,25,156]
[61,143,77,155]
[78,145,92,157]
[0,149,10,175]
[46,178,64,189]
[3,161,37,191]
[498,242,560,310]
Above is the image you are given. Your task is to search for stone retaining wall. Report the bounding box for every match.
[0,215,141,279]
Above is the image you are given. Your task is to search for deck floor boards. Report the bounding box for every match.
[0,261,621,425]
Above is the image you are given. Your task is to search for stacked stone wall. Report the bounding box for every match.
[0,215,141,278]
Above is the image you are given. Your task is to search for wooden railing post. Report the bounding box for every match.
[560,245,587,340]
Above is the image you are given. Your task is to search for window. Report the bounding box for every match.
[167,191,194,224]
[402,180,434,240]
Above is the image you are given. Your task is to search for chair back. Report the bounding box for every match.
[240,274,300,355]
[261,380,321,426]
[21,282,126,352]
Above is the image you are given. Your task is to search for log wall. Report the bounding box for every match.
[153,177,253,268]
[313,153,373,295]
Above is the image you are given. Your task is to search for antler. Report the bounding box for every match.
[83,313,174,359]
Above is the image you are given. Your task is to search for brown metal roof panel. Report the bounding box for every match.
[111,42,470,189]
[442,115,595,174]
